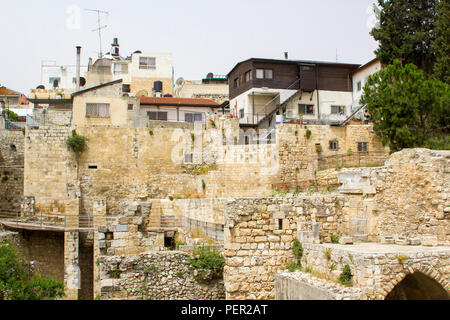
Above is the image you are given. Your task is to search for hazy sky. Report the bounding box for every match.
[0,0,380,94]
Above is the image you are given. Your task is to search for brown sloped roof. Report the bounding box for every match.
[140,96,221,108]
[0,86,22,96]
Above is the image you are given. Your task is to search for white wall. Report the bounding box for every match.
[352,60,382,106]
[129,53,173,80]
[41,65,88,89]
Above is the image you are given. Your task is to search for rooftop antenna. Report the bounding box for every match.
[336,48,339,62]
[85,9,109,58]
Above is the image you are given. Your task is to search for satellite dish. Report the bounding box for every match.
[79,77,86,87]
[36,85,45,90]
[176,77,185,86]
[206,72,214,79]
[175,77,185,97]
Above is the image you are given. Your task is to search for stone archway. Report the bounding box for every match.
[385,271,449,300]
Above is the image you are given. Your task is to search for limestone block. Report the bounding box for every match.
[339,237,354,245]
[409,238,421,246]
[380,236,395,244]
[116,225,128,233]
[422,235,438,247]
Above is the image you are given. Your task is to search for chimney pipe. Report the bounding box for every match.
[284,52,289,60]
[76,46,81,92]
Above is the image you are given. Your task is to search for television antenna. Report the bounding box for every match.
[85,9,109,57]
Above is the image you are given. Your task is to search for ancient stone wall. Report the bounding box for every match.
[24,127,79,217]
[339,149,450,244]
[224,196,344,300]
[99,251,225,300]
[277,124,389,185]
[0,130,25,216]
[33,108,72,127]
[282,243,449,300]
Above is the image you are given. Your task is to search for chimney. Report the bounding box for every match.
[284,52,289,60]
[76,46,81,92]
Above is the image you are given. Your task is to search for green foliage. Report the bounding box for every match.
[189,164,218,176]
[305,129,312,140]
[331,235,340,244]
[371,0,438,76]
[2,109,19,122]
[361,60,450,152]
[202,180,206,191]
[396,255,408,264]
[433,0,450,83]
[292,238,303,267]
[0,242,64,300]
[338,264,353,287]
[187,246,225,281]
[66,130,87,155]
[324,248,332,261]
[286,262,302,273]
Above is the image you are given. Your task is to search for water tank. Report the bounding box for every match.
[154,81,163,93]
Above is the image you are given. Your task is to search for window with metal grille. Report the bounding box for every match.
[299,104,314,115]
[86,103,110,117]
[128,104,134,111]
[329,140,339,151]
[358,142,369,153]
[239,109,245,119]
[139,57,156,70]
[357,81,362,91]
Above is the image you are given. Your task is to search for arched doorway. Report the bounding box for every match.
[385,272,449,300]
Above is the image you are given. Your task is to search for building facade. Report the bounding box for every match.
[227,58,360,128]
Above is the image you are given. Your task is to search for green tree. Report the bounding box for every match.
[433,0,450,83]
[361,60,450,152]
[371,0,438,76]
[0,242,64,300]
[2,109,19,122]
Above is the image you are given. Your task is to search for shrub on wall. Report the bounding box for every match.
[187,246,225,283]
[66,130,87,156]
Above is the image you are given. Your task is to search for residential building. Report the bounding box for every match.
[350,58,382,121]
[71,78,222,128]
[140,96,222,123]
[41,60,88,90]
[84,38,174,97]
[227,58,360,128]
[175,73,229,104]
[72,79,139,128]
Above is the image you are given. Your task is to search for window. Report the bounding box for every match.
[358,142,369,153]
[245,70,252,82]
[148,111,168,121]
[114,63,129,74]
[128,104,134,111]
[331,105,346,114]
[139,57,156,70]
[185,113,203,123]
[49,77,61,86]
[357,81,362,91]
[239,109,245,119]
[234,78,239,89]
[299,104,314,115]
[86,103,110,117]
[184,153,193,163]
[329,140,339,151]
[256,69,273,79]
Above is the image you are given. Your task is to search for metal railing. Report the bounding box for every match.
[147,215,225,242]
[0,213,96,231]
[317,151,389,171]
